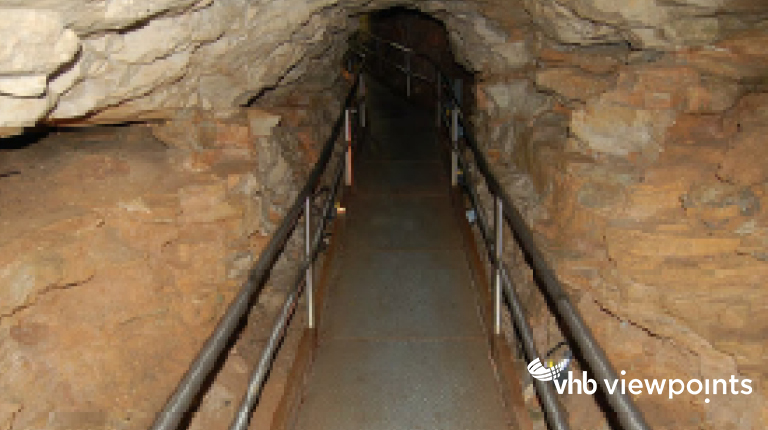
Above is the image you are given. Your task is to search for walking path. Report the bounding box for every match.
[290,77,513,430]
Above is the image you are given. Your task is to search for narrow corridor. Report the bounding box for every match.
[290,77,512,430]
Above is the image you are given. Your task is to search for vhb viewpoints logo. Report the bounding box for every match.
[526,357,753,403]
[527,357,569,382]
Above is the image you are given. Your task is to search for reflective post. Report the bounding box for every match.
[305,196,314,328]
[345,108,352,186]
[494,196,503,335]
[451,107,459,187]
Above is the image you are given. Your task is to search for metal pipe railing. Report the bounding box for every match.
[352,30,652,430]
[229,154,347,430]
[149,56,366,430]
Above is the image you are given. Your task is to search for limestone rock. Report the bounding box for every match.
[0,94,55,128]
[0,9,81,127]
[481,80,551,118]
[535,67,615,102]
[0,9,79,76]
[571,96,675,158]
[523,0,624,45]
[604,66,740,113]
[673,29,768,80]
[0,75,47,98]
[248,109,282,137]
[606,225,742,258]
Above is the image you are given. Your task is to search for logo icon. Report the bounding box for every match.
[527,357,568,382]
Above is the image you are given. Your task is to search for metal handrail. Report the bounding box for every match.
[150,56,367,430]
[352,31,652,430]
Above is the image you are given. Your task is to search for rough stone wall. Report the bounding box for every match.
[0,76,345,430]
[0,0,353,135]
[463,1,768,429]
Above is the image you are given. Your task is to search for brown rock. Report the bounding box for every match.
[0,403,21,430]
[214,120,252,159]
[178,181,240,223]
[673,29,768,80]
[725,92,768,132]
[625,182,687,219]
[533,28,626,68]
[247,109,281,137]
[718,129,768,186]
[606,225,741,258]
[535,67,615,102]
[571,96,675,158]
[604,66,740,113]
[666,113,732,145]
[48,410,108,430]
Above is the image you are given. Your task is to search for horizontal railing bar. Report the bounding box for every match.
[229,153,346,430]
[365,32,412,53]
[150,61,363,430]
[456,136,572,429]
[411,71,433,83]
[459,128,650,430]
[499,264,570,430]
[450,125,571,429]
[230,275,301,430]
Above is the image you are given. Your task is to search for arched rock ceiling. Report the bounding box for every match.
[0,0,766,133]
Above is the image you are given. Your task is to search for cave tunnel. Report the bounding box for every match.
[0,2,766,430]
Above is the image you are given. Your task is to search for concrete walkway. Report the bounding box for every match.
[290,78,512,430]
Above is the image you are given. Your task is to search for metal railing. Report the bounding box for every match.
[149,58,368,430]
[350,31,652,430]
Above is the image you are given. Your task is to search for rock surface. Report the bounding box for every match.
[0,0,765,131]
[0,79,344,430]
[461,4,767,429]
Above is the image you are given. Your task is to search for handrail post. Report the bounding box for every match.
[451,107,459,187]
[493,196,503,335]
[436,73,442,127]
[305,196,315,328]
[345,108,352,186]
[405,51,412,98]
[359,74,366,128]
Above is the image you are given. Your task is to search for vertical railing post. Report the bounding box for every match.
[453,78,463,106]
[436,73,442,128]
[345,108,352,186]
[405,51,412,98]
[451,107,459,187]
[305,196,315,328]
[359,74,366,128]
[494,196,503,335]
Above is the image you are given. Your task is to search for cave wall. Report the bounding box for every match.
[0,79,346,429]
[0,0,767,429]
[462,1,768,429]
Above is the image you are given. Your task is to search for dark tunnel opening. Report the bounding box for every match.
[364,7,476,119]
